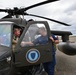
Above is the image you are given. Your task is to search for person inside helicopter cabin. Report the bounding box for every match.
[7,26,22,63]
[21,27,59,75]
[12,26,21,50]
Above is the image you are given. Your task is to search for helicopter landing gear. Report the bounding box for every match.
[8,64,44,75]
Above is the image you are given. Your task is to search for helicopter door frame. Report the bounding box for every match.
[14,21,52,67]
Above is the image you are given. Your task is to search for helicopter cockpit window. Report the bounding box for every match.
[0,24,11,47]
[21,23,48,47]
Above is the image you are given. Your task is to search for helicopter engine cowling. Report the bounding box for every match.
[57,42,76,55]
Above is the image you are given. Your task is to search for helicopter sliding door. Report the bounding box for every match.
[14,21,52,67]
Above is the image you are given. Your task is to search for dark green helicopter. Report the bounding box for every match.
[0,0,76,75]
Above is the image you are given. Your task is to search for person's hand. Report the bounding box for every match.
[49,36,54,42]
[21,42,25,47]
[21,41,33,47]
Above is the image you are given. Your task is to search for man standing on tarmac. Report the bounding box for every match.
[36,27,59,75]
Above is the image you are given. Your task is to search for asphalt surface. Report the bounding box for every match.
[55,50,76,75]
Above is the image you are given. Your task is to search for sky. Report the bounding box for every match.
[0,0,76,35]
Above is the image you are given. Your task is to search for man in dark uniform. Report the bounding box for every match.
[33,27,59,75]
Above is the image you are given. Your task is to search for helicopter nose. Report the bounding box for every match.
[57,42,76,55]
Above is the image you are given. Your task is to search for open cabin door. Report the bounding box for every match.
[14,21,52,67]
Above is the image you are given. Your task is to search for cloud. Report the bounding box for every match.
[0,0,76,35]
[64,1,76,13]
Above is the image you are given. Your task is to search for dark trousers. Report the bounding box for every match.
[43,55,56,75]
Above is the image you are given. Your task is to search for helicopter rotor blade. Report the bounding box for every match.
[25,13,71,26]
[0,0,59,16]
[21,0,59,11]
[0,8,13,19]
[0,9,7,12]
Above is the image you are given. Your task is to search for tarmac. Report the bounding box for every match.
[41,50,76,75]
[55,50,76,75]
[54,36,76,75]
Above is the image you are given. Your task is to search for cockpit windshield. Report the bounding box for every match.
[0,23,11,47]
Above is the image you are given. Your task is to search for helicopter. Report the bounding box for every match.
[0,0,76,75]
